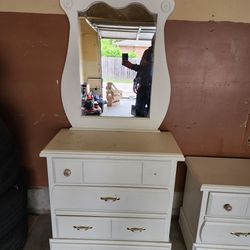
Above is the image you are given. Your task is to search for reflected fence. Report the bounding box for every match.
[101,57,139,83]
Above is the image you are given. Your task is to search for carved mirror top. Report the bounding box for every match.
[60,0,174,131]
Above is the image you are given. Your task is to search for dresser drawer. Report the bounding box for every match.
[53,158,83,184]
[112,218,166,241]
[194,244,250,250]
[142,161,172,187]
[52,186,169,214]
[50,240,171,250]
[206,192,249,217]
[200,221,250,246]
[83,159,142,185]
[52,158,172,187]
[56,216,166,242]
[56,216,111,239]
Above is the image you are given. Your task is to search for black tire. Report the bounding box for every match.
[0,217,27,250]
[0,118,20,195]
[0,174,27,239]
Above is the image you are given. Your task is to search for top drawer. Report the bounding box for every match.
[206,192,250,218]
[52,158,173,187]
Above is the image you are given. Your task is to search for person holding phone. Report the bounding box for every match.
[122,34,155,117]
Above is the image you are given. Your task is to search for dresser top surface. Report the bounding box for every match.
[41,129,184,158]
[186,156,250,187]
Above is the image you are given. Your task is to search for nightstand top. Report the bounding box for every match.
[186,156,250,188]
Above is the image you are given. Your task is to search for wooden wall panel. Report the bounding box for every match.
[0,13,249,188]
[161,21,250,158]
[0,13,70,186]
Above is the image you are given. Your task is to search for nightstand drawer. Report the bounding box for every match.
[53,158,83,184]
[201,221,250,245]
[57,216,111,239]
[112,218,166,241]
[52,186,170,214]
[207,192,249,217]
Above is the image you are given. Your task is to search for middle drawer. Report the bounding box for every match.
[52,186,170,214]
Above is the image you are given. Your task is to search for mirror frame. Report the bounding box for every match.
[60,0,174,131]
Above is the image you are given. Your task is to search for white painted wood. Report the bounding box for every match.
[59,0,175,130]
[56,216,111,239]
[246,201,250,217]
[41,129,184,249]
[53,158,83,184]
[180,157,250,250]
[112,217,167,241]
[40,129,184,160]
[142,161,172,187]
[179,208,195,250]
[50,239,171,250]
[83,159,142,185]
[52,186,170,214]
[179,168,203,245]
[194,243,250,250]
[206,192,249,218]
[200,221,250,245]
[185,157,250,187]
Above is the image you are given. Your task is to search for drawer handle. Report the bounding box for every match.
[223,203,232,211]
[100,197,120,202]
[127,227,146,232]
[231,232,250,237]
[73,226,93,231]
[64,169,72,177]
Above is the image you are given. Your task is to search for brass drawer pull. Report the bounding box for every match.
[223,203,232,211]
[73,226,93,231]
[231,232,250,237]
[127,227,146,232]
[100,197,120,202]
[64,169,72,177]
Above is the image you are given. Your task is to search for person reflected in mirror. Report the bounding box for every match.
[122,34,155,117]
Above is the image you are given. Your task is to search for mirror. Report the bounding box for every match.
[78,3,156,118]
[60,0,174,130]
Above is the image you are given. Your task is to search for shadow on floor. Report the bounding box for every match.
[24,214,186,250]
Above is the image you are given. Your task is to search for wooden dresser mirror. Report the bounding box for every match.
[60,0,174,131]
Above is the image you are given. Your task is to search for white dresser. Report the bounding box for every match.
[179,157,250,250]
[40,129,184,250]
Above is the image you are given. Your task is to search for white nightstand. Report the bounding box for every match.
[179,157,250,250]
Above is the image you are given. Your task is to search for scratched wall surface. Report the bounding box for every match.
[0,13,70,186]
[0,13,249,187]
[161,21,250,158]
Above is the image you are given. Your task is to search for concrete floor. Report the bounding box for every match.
[24,214,186,250]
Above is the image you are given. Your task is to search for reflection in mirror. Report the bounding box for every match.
[78,3,157,118]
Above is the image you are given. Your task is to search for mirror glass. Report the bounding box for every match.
[78,3,157,118]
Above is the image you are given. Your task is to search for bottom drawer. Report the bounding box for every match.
[194,243,250,250]
[200,221,250,246]
[50,239,171,250]
[56,216,167,241]
[57,216,111,239]
[112,218,166,241]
